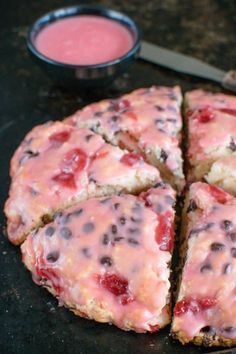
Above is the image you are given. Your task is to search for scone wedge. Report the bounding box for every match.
[65,86,185,191]
[172,182,236,346]
[21,183,176,332]
[5,121,160,245]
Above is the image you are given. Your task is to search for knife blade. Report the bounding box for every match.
[140,40,236,93]
[204,349,236,354]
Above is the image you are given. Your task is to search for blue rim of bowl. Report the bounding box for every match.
[27,4,141,69]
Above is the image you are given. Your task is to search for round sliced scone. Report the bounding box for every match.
[21,183,176,333]
[64,86,185,191]
[172,182,236,346]
[5,121,160,245]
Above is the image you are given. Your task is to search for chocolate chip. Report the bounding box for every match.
[200,263,212,273]
[62,208,83,224]
[220,220,233,230]
[155,183,165,191]
[29,187,38,196]
[27,150,39,157]
[128,238,139,245]
[111,115,119,122]
[45,226,55,237]
[189,223,214,237]
[130,216,142,224]
[231,248,236,258]
[100,256,113,266]
[111,224,118,234]
[223,263,232,274]
[200,326,212,333]
[81,247,91,258]
[73,208,83,217]
[46,251,59,263]
[223,326,236,332]
[114,236,124,242]
[229,138,236,152]
[94,111,103,117]
[210,242,225,251]
[132,202,142,213]
[165,195,175,206]
[83,222,95,234]
[155,118,164,124]
[119,217,126,225]
[85,134,93,142]
[100,197,111,204]
[60,227,72,239]
[128,228,140,235]
[187,199,197,213]
[89,177,97,184]
[114,203,120,210]
[155,105,164,111]
[167,92,177,100]
[160,149,168,162]
[107,104,116,112]
[102,234,110,245]
[228,232,236,242]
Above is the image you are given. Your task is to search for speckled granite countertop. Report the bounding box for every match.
[1,1,236,353]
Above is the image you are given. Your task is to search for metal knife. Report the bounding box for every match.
[140,40,236,93]
[204,349,236,354]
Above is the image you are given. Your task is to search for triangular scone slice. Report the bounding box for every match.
[5,121,160,245]
[206,155,236,196]
[64,86,185,191]
[172,182,236,346]
[185,90,236,182]
[21,183,176,333]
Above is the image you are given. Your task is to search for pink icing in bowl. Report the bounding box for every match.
[27,5,140,88]
[35,15,134,66]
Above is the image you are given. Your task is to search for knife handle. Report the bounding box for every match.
[222,70,236,93]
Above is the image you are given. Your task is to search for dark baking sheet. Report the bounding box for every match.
[1,0,236,353]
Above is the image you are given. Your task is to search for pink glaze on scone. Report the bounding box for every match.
[186,90,236,182]
[5,121,160,245]
[64,86,184,191]
[186,89,236,113]
[21,183,176,332]
[172,182,236,346]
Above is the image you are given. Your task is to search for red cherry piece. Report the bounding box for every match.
[52,172,76,189]
[63,148,88,173]
[92,150,109,161]
[196,107,214,123]
[120,153,143,166]
[111,99,130,112]
[126,111,138,121]
[186,109,194,118]
[149,324,160,333]
[174,297,216,317]
[120,294,134,305]
[174,298,199,316]
[219,108,236,116]
[208,185,228,204]
[99,273,129,296]
[36,264,62,294]
[139,191,152,207]
[49,131,71,147]
[155,211,174,252]
[199,297,217,309]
